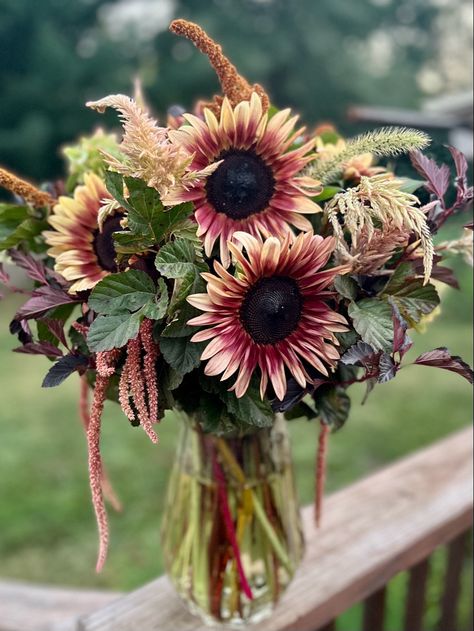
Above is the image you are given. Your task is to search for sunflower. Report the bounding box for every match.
[167,93,322,266]
[187,231,348,400]
[44,173,121,293]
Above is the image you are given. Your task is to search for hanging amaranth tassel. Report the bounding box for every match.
[88,348,120,572]
[118,318,159,444]
[79,376,122,513]
[315,421,330,528]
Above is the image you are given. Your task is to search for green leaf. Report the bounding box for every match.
[155,239,197,278]
[313,186,342,202]
[334,274,358,301]
[140,278,169,320]
[87,312,141,352]
[156,238,208,329]
[382,263,440,324]
[221,385,274,429]
[314,385,351,430]
[113,231,155,254]
[385,282,439,324]
[89,270,156,315]
[0,205,47,251]
[382,262,415,294]
[398,178,425,194]
[124,177,192,244]
[348,299,393,352]
[104,171,131,211]
[159,336,203,376]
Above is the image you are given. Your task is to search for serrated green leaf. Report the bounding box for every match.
[87,312,141,352]
[140,278,169,320]
[89,270,156,315]
[386,282,439,324]
[155,239,197,278]
[348,299,393,352]
[159,336,203,376]
[104,171,131,211]
[334,274,358,301]
[113,230,155,254]
[124,178,192,245]
[382,263,440,324]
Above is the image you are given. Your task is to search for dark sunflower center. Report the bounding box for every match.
[240,276,302,345]
[92,215,122,272]
[206,149,275,220]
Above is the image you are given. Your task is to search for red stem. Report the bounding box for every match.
[212,453,253,600]
[315,422,330,527]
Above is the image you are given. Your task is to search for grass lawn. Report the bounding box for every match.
[0,246,472,629]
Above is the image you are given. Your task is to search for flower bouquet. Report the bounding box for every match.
[0,18,472,627]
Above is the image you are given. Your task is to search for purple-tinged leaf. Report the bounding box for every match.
[414,347,473,384]
[410,255,460,290]
[8,249,49,284]
[377,353,397,384]
[9,318,32,344]
[448,146,473,209]
[15,286,79,320]
[42,318,69,349]
[341,341,380,371]
[389,299,413,358]
[42,353,89,388]
[13,341,63,358]
[0,262,9,285]
[410,150,450,203]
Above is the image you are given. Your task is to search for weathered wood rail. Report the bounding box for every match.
[1,427,472,631]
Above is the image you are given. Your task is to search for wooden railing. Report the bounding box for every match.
[1,427,472,631]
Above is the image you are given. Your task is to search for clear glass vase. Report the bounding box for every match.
[161,412,305,627]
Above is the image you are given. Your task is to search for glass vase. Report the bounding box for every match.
[161,412,305,627]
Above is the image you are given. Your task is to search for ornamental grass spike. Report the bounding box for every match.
[0,166,56,208]
[169,19,269,114]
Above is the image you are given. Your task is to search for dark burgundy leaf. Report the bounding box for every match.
[7,249,49,284]
[42,318,69,348]
[42,353,89,388]
[411,255,460,289]
[410,150,450,203]
[465,221,473,231]
[15,286,79,320]
[447,146,473,209]
[414,347,473,384]
[9,318,32,344]
[377,353,397,383]
[389,299,413,358]
[13,341,63,358]
[341,341,380,371]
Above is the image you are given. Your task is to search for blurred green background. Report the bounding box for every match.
[0,1,472,629]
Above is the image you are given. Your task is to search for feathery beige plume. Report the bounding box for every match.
[326,174,434,283]
[87,94,218,203]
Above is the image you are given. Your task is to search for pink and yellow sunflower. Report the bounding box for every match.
[167,93,322,266]
[187,231,348,400]
[43,173,120,293]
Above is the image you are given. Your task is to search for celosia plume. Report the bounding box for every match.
[326,174,434,283]
[86,94,219,201]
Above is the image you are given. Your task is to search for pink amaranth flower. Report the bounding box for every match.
[167,93,322,267]
[187,231,349,400]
